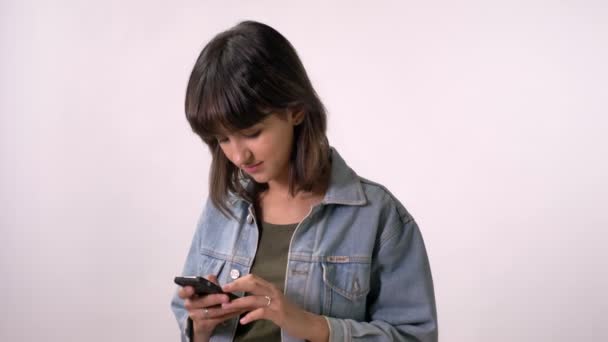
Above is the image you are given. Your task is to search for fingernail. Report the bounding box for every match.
[240,317,248,324]
[221,303,231,309]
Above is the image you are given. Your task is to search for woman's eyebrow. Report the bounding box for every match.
[240,123,263,132]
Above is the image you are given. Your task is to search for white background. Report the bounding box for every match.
[1,0,607,341]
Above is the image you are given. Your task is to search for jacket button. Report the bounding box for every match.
[230,269,240,280]
[247,214,254,224]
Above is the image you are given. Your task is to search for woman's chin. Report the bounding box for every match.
[248,173,267,183]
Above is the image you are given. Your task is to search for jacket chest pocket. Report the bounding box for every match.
[198,250,227,280]
[321,258,371,320]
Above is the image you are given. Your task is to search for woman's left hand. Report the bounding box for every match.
[221,274,329,342]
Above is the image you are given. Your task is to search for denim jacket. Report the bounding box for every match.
[171,148,438,341]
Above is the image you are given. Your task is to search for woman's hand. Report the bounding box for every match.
[177,275,245,341]
[221,274,329,342]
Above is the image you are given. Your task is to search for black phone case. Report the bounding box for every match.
[174,276,239,300]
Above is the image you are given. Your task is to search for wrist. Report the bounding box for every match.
[305,312,329,342]
[192,332,211,342]
[192,326,211,342]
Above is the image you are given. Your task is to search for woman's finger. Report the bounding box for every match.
[189,309,247,337]
[177,286,195,299]
[221,294,272,312]
[184,293,230,310]
[189,305,244,321]
[206,274,219,284]
[222,274,273,295]
[239,307,268,325]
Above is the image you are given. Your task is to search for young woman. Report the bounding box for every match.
[171,21,438,342]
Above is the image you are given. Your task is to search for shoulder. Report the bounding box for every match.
[196,196,247,226]
[353,175,425,253]
[326,147,415,227]
[357,175,415,226]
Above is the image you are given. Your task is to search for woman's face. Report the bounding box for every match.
[216,112,303,185]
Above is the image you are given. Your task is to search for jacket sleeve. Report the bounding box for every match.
[324,217,438,341]
[170,202,207,342]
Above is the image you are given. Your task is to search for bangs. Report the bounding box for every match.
[185,40,277,142]
[189,80,272,142]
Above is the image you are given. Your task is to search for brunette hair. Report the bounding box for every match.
[184,21,330,216]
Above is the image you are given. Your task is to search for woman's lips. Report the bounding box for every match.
[243,161,263,173]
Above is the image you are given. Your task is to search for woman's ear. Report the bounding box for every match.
[291,110,305,125]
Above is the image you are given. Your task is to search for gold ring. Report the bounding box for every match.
[264,295,271,307]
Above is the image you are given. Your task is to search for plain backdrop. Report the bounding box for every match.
[1,0,607,341]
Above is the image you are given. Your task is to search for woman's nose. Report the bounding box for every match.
[233,144,252,166]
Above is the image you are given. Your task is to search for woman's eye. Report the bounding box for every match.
[243,130,261,138]
[216,137,229,144]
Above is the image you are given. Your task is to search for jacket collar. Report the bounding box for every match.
[229,147,367,207]
[322,148,367,206]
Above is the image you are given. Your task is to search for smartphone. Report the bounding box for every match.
[174,276,239,300]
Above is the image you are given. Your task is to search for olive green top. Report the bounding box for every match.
[233,221,298,342]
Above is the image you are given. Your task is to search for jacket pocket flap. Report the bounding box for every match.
[321,258,371,300]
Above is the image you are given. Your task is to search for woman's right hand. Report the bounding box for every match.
[178,275,245,341]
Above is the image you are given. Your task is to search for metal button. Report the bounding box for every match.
[247,214,254,224]
[230,269,240,280]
